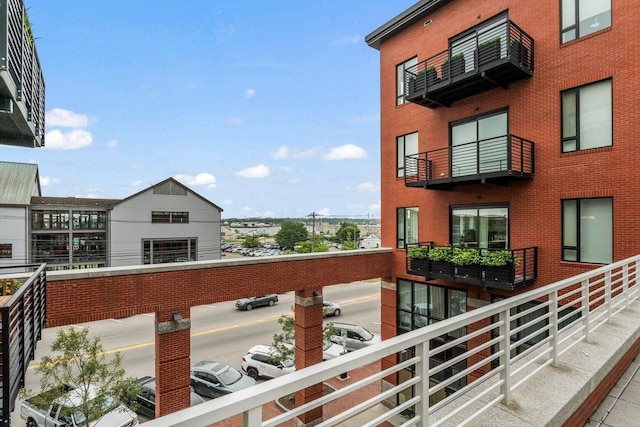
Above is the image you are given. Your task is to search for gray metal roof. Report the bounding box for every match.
[365,0,453,50]
[0,161,40,205]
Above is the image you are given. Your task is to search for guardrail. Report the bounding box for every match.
[146,256,639,426]
[0,264,47,426]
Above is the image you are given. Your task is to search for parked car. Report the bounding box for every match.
[190,361,256,399]
[135,376,204,419]
[327,322,382,352]
[235,295,278,311]
[21,384,138,427]
[323,301,342,317]
[286,339,346,361]
[241,345,295,379]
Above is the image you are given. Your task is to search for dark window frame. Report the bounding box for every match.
[560,0,611,43]
[0,244,11,258]
[561,197,613,264]
[396,56,417,106]
[561,78,612,153]
[449,203,510,249]
[397,131,418,178]
[397,207,418,249]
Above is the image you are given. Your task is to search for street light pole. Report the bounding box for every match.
[308,212,317,252]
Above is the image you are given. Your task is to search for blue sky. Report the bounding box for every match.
[2,1,415,219]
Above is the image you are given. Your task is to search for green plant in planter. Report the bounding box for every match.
[427,246,453,262]
[451,247,480,266]
[480,250,519,267]
[407,247,428,259]
[444,53,464,63]
[478,36,501,48]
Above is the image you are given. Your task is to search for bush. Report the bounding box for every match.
[480,250,518,267]
[407,247,428,259]
[427,247,453,262]
[451,248,480,266]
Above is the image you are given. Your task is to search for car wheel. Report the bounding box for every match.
[247,367,259,379]
[268,299,275,306]
[246,304,253,311]
[333,308,341,317]
[27,419,37,427]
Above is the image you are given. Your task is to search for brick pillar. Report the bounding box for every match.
[155,308,191,418]
[294,289,324,426]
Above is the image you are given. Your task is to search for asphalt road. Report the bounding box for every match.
[11,280,381,425]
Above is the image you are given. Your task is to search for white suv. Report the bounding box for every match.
[241,345,295,379]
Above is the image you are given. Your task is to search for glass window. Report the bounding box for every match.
[397,132,418,178]
[151,211,171,223]
[0,244,11,258]
[451,205,508,249]
[171,212,189,223]
[31,210,70,230]
[72,211,106,229]
[142,238,196,264]
[397,207,418,248]
[32,234,70,263]
[397,57,418,105]
[562,198,612,264]
[562,79,612,152]
[451,111,508,177]
[561,0,611,43]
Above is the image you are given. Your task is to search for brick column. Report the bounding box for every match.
[294,289,324,426]
[155,308,191,418]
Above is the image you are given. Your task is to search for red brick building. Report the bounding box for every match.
[366,0,636,405]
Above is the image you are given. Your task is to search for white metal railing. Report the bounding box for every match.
[146,256,640,427]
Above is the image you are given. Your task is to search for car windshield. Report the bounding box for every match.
[359,328,374,341]
[217,366,243,385]
[68,395,118,426]
[280,358,295,368]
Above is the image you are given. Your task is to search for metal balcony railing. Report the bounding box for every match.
[145,256,640,426]
[405,19,533,108]
[0,0,45,147]
[0,264,47,425]
[405,134,534,189]
[406,243,537,290]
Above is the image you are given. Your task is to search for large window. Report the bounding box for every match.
[143,238,197,264]
[451,205,508,249]
[561,0,611,43]
[562,79,612,152]
[562,197,612,264]
[396,57,417,105]
[151,211,189,224]
[0,244,11,258]
[72,211,106,229]
[397,132,418,178]
[397,207,418,248]
[31,210,70,230]
[451,111,508,177]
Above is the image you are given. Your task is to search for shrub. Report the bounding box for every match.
[407,247,428,259]
[480,250,519,267]
[427,246,453,262]
[451,248,480,266]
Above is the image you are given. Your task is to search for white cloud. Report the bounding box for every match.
[369,202,381,214]
[175,173,217,189]
[262,210,275,217]
[40,176,61,186]
[331,35,361,45]
[106,139,118,149]
[280,166,294,173]
[130,180,143,187]
[222,199,233,206]
[271,146,289,160]
[241,206,253,213]
[226,116,243,125]
[46,108,93,128]
[45,129,93,150]
[358,182,378,192]
[245,88,255,99]
[317,208,331,216]
[234,164,270,178]
[271,145,321,160]
[323,144,367,160]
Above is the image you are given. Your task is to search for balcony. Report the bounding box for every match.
[405,134,534,190]
[405,19,533,108]
[406,243,537,290]
[0,0,45,148]
[144,255,640,426]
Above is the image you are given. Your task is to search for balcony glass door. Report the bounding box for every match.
[451,112,507,178]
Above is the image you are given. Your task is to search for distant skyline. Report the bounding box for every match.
[1,1,417,219]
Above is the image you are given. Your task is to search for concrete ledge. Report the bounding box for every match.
[469,302,640,426]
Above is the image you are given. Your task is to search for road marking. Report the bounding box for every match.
[27,292,380,370]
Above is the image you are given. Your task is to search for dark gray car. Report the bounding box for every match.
[135,376,205,419]
[190,361,256,399]
[235,294,278,310]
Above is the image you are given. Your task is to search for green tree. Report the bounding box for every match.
[334,222,361,245]
[272,309,337,364]
[274,221,308,250]
[295,235,329,253]
[20,327,140,423]
[243,235,261,248]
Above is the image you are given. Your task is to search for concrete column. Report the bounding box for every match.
[294,289,324,425]
[155,308,191,417]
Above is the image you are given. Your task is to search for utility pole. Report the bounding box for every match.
[308,212,317,252]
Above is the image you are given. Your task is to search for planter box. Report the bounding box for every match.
[428,260,453,280]
[477,40,501,66]
[454,264,481,284]
[482,264,515,286]
[408,68,439,97]
[408,258,429,274]
[441,56,465,81]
